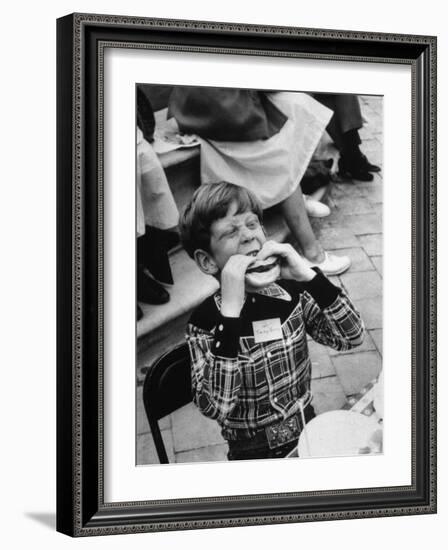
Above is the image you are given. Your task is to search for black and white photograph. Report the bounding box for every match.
[136,85,384,465]
[2,0,443,545]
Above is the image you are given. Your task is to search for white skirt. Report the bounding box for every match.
[198,92,333,209]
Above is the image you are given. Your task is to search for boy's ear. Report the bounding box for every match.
[193,249,219,276]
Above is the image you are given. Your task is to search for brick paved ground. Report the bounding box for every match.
[137,95,383,465]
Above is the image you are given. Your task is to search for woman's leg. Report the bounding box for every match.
[279,187,351,275]
[278,186,325,263]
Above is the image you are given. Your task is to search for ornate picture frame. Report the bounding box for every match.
[56,13,436,536]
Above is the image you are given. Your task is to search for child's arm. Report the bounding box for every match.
[301,269,365,351]
[257,240,364,350]
[186,318,242,422]
[185,253,255,421]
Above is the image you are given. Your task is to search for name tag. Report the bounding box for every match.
[252,318,283,343]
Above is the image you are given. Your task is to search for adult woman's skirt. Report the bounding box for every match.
[198,92,333,209]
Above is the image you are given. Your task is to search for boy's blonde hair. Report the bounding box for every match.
[180,182,263,258]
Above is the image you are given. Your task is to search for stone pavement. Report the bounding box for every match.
[136,95,383,465]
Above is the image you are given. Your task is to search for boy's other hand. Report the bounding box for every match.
[256,241,316,282]
[220,254,255,317]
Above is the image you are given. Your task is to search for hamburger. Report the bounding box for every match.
[245,255,281,288]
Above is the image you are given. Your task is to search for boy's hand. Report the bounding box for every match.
[220,254,255,318]
[256,241,316,282]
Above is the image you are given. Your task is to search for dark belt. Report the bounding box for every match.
[229,404,316,451]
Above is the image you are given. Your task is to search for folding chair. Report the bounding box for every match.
[142,342,192,463]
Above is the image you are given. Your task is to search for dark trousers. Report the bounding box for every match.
[137,225,174,284]
[312,93,363,151]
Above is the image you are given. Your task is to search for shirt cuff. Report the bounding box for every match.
[303,267,341,309]
[212,314,242,358]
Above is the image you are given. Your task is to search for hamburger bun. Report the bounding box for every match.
[245,256,281,288]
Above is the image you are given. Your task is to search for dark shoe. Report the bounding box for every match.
[358,152,381,173]
[137,266,170,305]
[338,155,374,182]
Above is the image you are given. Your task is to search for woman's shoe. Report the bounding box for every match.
[137,305,144,321]
[338,155,374,182]
[137,266,170,305]
[304,197,331,218]
[358,152,381,173]
[305,251,351,276]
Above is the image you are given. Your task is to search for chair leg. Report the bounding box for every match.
[149,419,170,463]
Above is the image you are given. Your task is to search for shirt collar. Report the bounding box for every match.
[214,282,291,311]
[252,283,292,301]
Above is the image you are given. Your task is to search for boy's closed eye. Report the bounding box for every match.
[221,227,238,239]
[221,220,258,240]
[246,219,260,229]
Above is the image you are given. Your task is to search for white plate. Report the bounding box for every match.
[374,371,384,420]
[298,410,380,458]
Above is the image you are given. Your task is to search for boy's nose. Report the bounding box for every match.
[240,227,254,242]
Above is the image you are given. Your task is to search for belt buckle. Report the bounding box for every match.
[265,415,300,449]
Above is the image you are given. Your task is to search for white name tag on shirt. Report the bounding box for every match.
[252,318,283,343]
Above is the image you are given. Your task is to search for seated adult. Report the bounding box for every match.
[168,86,350,276]
[136,88,180,315]
[312,93,381,181]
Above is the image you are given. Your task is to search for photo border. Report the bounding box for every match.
[56,13,437,536]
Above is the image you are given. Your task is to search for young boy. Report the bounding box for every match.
[180,182,364,460]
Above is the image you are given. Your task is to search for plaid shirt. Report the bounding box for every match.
[186,269,364,441]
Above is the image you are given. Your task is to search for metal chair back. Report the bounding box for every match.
[142,343,192,463]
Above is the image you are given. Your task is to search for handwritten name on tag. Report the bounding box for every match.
[252,318,283,343]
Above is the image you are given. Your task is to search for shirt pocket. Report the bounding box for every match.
[238,351,269,397]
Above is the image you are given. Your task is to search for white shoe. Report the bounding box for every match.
[304,197,331,218]
[305,251,351,276]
